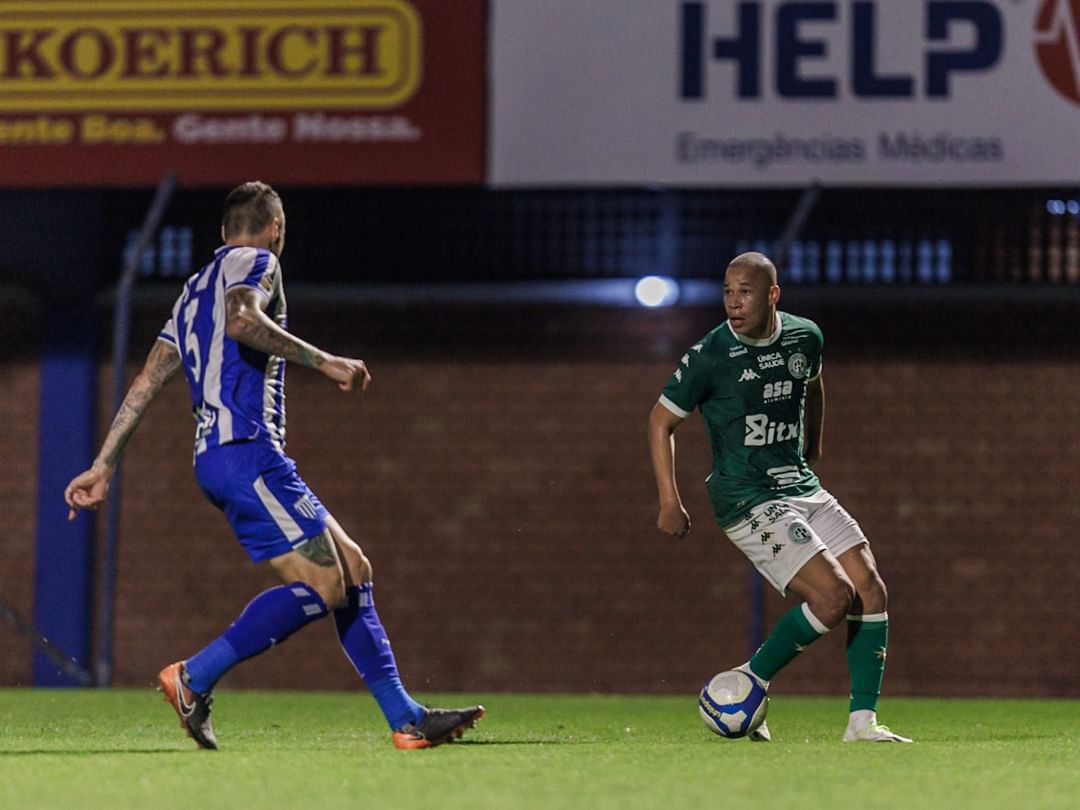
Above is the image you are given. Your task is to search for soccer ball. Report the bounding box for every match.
[698,669,768,738]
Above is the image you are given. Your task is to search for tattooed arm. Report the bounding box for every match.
[64,338,183,520]
[225,287,371,392]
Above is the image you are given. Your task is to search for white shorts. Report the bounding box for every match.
[721,489,867,595]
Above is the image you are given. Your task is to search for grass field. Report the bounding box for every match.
[1,689,1077,809]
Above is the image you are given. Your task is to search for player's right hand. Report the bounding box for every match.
[657,503,691,538]
[321,356,371,392]
[64,466,111,521]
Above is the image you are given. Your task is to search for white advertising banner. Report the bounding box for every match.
[490,0,1080,186]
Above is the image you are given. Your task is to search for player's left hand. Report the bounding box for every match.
[64,467,111,521]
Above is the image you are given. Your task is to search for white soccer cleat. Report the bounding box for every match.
[842,722,913,743]
[748,719,771,742]
[733,662,770,690]
[732,664,771,741]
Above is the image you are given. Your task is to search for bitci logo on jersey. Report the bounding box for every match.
[1036,0,1080,104]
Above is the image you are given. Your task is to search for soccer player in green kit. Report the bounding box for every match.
[648,251,911,743]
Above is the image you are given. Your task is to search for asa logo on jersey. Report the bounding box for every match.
[0,0,422,111]
[679,1,1003,100]
[744,414,798,446]
[1036,0,1080,104]
[762,380,793,402]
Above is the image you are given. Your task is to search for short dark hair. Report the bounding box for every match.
[222,181,282,239]
[727,251,778,285]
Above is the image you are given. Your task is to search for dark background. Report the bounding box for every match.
[1,182,1078,697]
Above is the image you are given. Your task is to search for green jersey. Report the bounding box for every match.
[660,311,824,527]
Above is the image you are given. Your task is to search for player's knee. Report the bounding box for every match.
[858,576,888,614]
[305,569,347,611]
[324,520,372,585]
[320,580,348,611]
[811,580,855,628]
[336,543,372,586]
[355,552,373,584]
[347,546,372,583]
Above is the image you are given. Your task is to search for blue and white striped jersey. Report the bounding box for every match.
[159,245,287,456]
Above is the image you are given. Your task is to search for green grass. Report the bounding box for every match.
[1,690,1077,809]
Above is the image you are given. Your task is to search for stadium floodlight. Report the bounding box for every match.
[634,275,680,307]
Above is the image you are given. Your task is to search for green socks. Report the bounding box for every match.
[846,612,889,712]
[745,605,891,712]
[749,603,830,682]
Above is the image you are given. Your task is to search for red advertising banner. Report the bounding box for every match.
[0,0,486,186]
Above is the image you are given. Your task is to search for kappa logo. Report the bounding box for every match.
[738,368,760,382]
[1036,0,1080,105]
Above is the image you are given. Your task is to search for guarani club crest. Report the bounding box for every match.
[787,352,809,379]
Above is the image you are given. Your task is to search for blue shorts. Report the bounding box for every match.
[194,440,329,562]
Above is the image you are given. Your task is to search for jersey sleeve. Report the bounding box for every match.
[807,320,824,380]
[158,315,177,347]
[221,247,278,299]
[659,341,712,418]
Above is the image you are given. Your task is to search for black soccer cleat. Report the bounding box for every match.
[157,661,218,750]
[391,705,486,750]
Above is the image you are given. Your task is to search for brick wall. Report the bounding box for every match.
[2,293,1077,698]
[0,362,40,685]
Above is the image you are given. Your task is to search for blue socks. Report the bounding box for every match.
[184,582,328,694]
[183,580,422,732]
[334,583,424,730]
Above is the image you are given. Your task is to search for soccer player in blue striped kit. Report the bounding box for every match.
[65,181,483,750]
